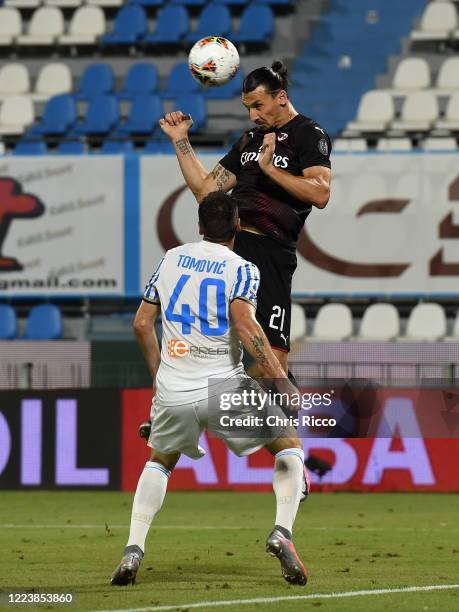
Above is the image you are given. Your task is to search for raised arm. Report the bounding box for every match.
[159,111,237,203]
[133,300,161,382]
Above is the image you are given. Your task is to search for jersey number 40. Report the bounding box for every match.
[165,274,228,336]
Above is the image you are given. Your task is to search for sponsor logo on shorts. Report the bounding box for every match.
[167,338,230,359]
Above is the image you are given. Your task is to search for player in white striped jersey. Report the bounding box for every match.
[111,192,307,588]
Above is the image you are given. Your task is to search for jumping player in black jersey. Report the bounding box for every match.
[158,61,331,380]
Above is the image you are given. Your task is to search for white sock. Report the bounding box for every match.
[273,448,304,535]
[126,461,171,553]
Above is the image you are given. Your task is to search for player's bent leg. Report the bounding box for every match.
[110,449,180,586]
[264,431,307,585]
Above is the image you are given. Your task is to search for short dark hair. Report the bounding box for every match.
[198,192,238,241]
[243,60,289,95]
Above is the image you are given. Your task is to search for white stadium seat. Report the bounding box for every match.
[0,95,34,135]
[45,0,84,7]
[435,92,459,130]
[391,58,431,93]
[346,91,394,133]
[17,7,64,46]
[401,303,447,341]
[411,1,457,41]
[60,6,106,45]
[0,64,30,100]
[358,304,400,341]
[436,57,459,95]
[32,63,73,102]
[422,137,457,150]
[333,138,368,152]
[0,7,22,46]
[391,91,439,132]
[290,303,307,343]
[5,0,41,8]
[376,138,412,151]
[311,304,353,341]
[86,0,123,6]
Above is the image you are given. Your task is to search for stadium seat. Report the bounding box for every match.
[4,0,40,8]
[102,4,147,45]
[131,0,165,6]
[0,64,30,100]
[422,137,457,151]
[45,0,83,7]
[75,64,115,100]
[391,91,439,132]
[205,69,243,100]
[59,6,106,45]
[30,94,77,136]
[376,137,412,151]
[213,0,251,6]
[31,63,72,103]
[435,92,459,131]
[161,62,201,98]
[118,94,163,135]
[144,5,189,44]
[231,5,274,44]
[389,58,431,94]
[87,0,122,7]
[17,7,64,46]
[358,304,400,341]
[187,5,232,43]
[0,304,17,340]
[100,139,135,153]
[290,303,307,342]
[23,304,64,340]
[0,7,22,46]
[332,138,368,152]
[173,93,207,131]
[118,64,159,100]
[74,95,119,135]
[57,138,85,154]
[311,304,353,341]
[411,1,457,41]
[0,96,34,135]
[400,303,447,341]
[14,138,48,154]
[435,57,459,96]
[346,91,394,133]
[143,139,175,153]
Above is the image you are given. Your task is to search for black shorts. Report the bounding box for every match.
[234,231,297,352]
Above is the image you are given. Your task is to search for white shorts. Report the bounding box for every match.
[148,376,287,459]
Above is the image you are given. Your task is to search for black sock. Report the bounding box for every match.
[287,369,298,388]
[274,524,292,540]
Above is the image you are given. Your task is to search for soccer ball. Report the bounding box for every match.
[188,37,240,87]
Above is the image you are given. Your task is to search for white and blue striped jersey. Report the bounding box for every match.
[143,239,260,405]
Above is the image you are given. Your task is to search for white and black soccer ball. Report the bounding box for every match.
[188,37,240,87]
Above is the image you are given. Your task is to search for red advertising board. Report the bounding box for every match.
[121,388,459,493]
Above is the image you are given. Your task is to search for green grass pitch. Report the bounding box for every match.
[0,491,458,611]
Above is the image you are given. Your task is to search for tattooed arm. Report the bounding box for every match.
[159,110,237,203]
[229,299,287,379]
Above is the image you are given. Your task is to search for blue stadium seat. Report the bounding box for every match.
[23,304,63,340]
[74,95,119,136]
[30,94,77,136]
[0,304,18,340]
[173,93,207,131]
[144,5,189,44]
[118,63,159,100]
[131,0,165,6]
[118,94,163,134]
[100,139,135,154]
[212,0,250,6]
[14,139,48,155]
[205,68,243,99]
[232,5,274,43]
[57,138,85,154]
[102,5,147,45]
[161,62,201,98]
[171,0,207,7]
[254,0,293,4]
[143,139,175,154]
[75,64,115,100]
[187,6,231,43]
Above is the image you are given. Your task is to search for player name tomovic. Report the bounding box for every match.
[219,414,337,428]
